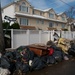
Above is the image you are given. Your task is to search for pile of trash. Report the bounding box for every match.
[0,38,75,75]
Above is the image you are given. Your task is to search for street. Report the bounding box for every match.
[28,58,75,75]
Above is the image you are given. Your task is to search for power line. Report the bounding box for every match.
[48,0,59,5]
[59,0,75,9]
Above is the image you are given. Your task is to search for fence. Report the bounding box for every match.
[8,29,75,49]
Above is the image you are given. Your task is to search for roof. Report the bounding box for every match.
[15,12,46,19]
[34,8,45,12]
[57,12,65,15]
[34,8,52,12]
[2,0,64,17]
[69,19,75,25]
[2,0,33,9]
[43,8,57,15]
[2,2,15,9]
[43,8,52,12]
[15,12,67,23]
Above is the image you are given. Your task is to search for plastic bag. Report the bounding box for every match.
[53,51,63,62]
[31,57,45,70]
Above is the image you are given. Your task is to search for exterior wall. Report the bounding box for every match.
[15,0,33,14]
[2,0,68,31]
[33,9,44,16]
[49,9,56,19]
[16,16,49,30]
[2,4,15,20]
[44,12,49,18]
[43,9,57,19]
[58,14,67,22]
[33,10,40,15]
[16,14,67,30]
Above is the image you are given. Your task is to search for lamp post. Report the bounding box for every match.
[0,0,5,54]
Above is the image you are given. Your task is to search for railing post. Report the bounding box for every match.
[11,29,14,48]
[48,31,51,41]
[39,30,42,43]
[27,30,30,45]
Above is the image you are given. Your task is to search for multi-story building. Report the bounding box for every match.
[2,0,68,30]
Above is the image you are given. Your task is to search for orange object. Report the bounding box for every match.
[29,44,48,56]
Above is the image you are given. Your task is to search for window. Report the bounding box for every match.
[19,2,28,12]
[37,20,40,24]
[49,22,54,27]
[56,23,58,26]
[62,24,65,28]
[41,20,44,24]
[36,20,44,24]
[20,18,28,25]
[62,17,65,21]
[49,13,54,19]
[33,10,35,14]
[40,12,42,15]
[22,2,26,5]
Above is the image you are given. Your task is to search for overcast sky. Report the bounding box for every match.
[1,0,75,13]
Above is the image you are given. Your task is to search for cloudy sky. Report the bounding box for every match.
[1,0,75,13]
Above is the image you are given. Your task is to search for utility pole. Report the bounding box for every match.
[0,0,5,54]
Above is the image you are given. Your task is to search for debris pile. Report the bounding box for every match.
[0,38,75,75]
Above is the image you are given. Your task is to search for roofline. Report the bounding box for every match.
[34,8,57,15]
[34,8,53,12]
[1,0,65,17]
[25,0,34,7]
[2,2,15,9]
[57,12,66,16]
[15,12,67,23]
[2,0,34,10]
[34,8,45,12]
[43,8,52,12]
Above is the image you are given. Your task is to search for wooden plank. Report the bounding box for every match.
[29,44,49,56]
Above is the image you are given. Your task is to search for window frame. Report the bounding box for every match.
[62,24,65,28]
[49,22,54,27]
[19,2,29,13]
[62,16,66,21]
[20,18,28,26]
[49,13,54,19]
[36,20,44,24]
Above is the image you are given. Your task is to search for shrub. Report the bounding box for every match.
[10,23,20,29]
[2,22,10,29]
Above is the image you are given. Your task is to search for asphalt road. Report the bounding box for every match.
[27,58,75,75]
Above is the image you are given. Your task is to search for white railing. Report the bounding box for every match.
[9,29,75,48]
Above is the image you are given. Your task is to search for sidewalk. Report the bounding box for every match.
[28,58,75,75]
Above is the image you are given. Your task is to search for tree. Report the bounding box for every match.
[0,1,5,54]
[65,7,75,31]
[65,7,75,19]
[2,22,10,29]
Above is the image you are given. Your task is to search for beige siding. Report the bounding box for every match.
[49,9,56,19]
[33,10,41,15]
[16,16,49,30]
[43,9,57,20]
[2,0,68,30]
[29,18,49,30]
[15,0,33,14]
[29,7,33,14]
[57,14,67,22]
[16,15,67,30]
[44,12,49,18]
